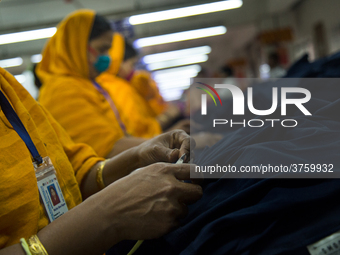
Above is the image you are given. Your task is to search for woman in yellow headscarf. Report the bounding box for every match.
[117,39,169,117]
[97,33,162,138]
[97,34,190,135]
[37,10,145,158]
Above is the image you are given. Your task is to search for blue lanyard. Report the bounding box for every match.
[0,90,43,164]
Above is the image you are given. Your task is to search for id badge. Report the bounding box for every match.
[33,156,68,223]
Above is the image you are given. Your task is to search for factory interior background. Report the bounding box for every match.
[1,0,339,101]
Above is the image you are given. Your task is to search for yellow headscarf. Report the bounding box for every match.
[37,9,94,82]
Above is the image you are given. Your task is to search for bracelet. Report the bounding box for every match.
[20,238,32,255]
[96,160,107,190]
[27,235,48,255]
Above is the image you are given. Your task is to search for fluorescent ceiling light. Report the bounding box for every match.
[155,76,193,84]
[143,46,211,64]
[153,65,201,80]
[0,27,56,45]
[31,54,42,63]
[147,54,208,71]
[134,26,226,48]
[158,79,191,90]
[153,64,201,75]
[0,57,23,68]
[160,89,183,101]
[129,0,243,25]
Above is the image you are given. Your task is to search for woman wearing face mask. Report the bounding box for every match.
[38,10,147,158]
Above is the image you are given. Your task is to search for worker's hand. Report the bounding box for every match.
[98,162,203,241]
[136,129,195,167]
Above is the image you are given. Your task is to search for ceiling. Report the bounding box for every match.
[0,0,301,74]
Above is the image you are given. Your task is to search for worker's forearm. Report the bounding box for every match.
[106,137,146,158]
[81,145,141,199]
[103,145,141,185]
[0,195,120,255]
[0,243,25,255]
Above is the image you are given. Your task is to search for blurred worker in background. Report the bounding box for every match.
[119,40,190,131]
[123,44,169,117]
[97,33,162,138]
[97,33,189,138]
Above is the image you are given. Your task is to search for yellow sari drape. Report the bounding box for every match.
[0,67,102,248]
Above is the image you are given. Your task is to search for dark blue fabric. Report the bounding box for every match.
[107,52,340,255]
[285,51,340,78]
[131,96,339,255]
[0,90,42,164]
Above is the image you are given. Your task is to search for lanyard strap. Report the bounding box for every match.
[0,90,43,164]
[92,81,128,135]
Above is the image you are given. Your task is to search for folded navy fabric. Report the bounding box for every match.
[107,52,340,255]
